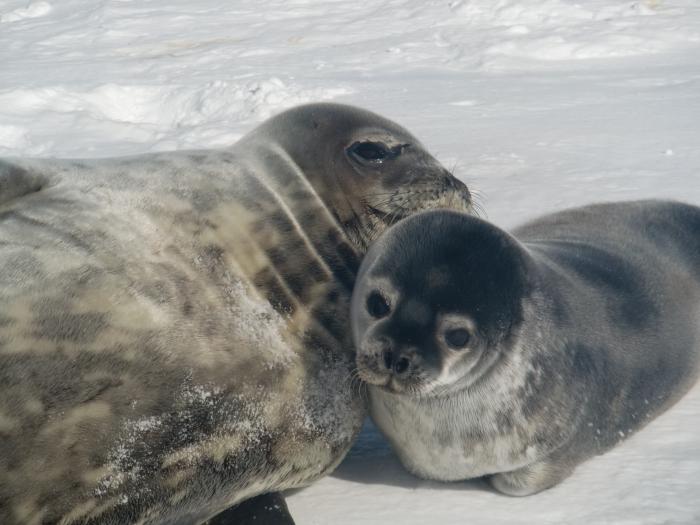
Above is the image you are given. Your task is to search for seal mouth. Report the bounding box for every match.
[367,205,408,225]
[378,377,417,396]
[382,377,404,394]
[357,366,393,387]
[357,368,409,395]
[366,184,473,228]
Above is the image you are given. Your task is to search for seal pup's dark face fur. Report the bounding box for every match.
[351,210,530,396]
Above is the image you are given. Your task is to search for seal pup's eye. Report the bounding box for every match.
[348,141,394,164]
[444,328,470,349]
[367,290,391,319]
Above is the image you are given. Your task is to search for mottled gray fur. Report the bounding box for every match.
[0,103,472,524]
[351,201,700,496]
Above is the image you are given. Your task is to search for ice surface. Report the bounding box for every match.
[1,0,699,523]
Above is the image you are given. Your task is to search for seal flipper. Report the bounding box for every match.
[488,454,576,497]
[204,493,296,525]
[0,160,48,206]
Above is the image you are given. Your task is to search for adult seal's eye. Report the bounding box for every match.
[445,328,470,349]
[348,141,393,163]
[366,290,391,318]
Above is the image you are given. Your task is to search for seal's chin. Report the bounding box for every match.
[372,379,405,395]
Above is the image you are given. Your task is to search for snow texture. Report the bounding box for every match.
[1,0,699,523]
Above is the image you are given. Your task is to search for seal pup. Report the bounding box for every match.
[0,103,472,524]
[351,200,700,496]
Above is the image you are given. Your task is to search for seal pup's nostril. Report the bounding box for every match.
[394,357,410,375]
[383,349,395,370]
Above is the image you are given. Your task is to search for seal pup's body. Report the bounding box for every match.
[0,103,472,524]
[351,200,700,496]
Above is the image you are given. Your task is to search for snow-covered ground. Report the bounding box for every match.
[2,0,700,523]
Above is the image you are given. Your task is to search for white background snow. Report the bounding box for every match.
[2,0,700,523]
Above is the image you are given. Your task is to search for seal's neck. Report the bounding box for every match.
[259,141,363,271]
[212,142,361,327]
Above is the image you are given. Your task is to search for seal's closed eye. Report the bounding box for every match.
[348,141,407,164]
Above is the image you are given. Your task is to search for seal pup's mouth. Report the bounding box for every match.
[384,377,407,395]
[356,367,410,395]
[357,366,390,386]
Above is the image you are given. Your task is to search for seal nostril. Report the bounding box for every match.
[382,350,394,370]
[394,357,410,375]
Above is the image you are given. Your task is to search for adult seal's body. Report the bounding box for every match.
[351,201,700,496]
[0,103,472,524]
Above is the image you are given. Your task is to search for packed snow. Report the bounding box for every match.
[1,0,699,523]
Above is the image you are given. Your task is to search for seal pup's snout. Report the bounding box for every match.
[358,331,423,394]
[380,343,412,377]
[382,349,410,375]
[356,335,392,385]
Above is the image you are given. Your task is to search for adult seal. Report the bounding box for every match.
[0,103,472,524]
[351,200,700,496]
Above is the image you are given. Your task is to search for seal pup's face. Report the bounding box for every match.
[248,103,473,251]
[351,210,530,397]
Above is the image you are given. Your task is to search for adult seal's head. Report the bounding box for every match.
[351,210,528,396]
[237,103,472,250]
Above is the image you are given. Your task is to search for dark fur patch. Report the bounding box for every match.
[375,212,530,346]
[643,202,700,279]
[200,244,226,274]
[0,162,46,205]
[0,251,45,284]
[32,312,108,344]
[253,267,295,315]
